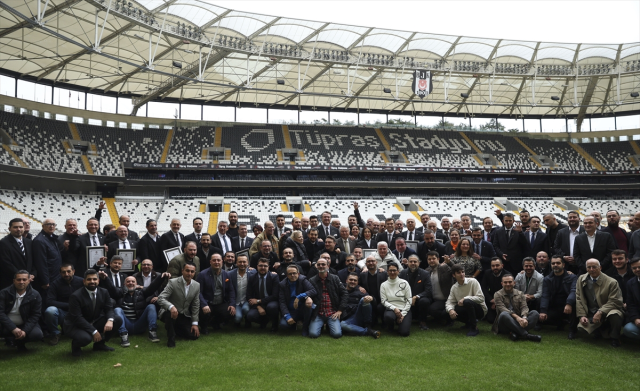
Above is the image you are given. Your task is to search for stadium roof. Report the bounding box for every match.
[1,0,639,125]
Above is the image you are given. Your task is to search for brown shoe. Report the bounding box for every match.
[48,334,61,346]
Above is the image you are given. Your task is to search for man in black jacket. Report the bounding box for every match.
[471,227,496,272]
[113,272,169,346]
[44,264,84,345]
[538,255,578,339]
[339,272,380,338]
[359,256,388,326]
[73,217,106,277]
[106,225,140,271]
[64,269,123,357]
[0,218,36,290]
[303,228,324,263]
[32,218,63,311]
[278,264,315,336]
[425,251,453,323]
[0,270,42,351]
[138,220,163,272]
[417,230,447,267]
[308,258,348,338]
[622,257,640,340]
[492,213,527,274]
[399,255,432,330]
[481,257,508,323]
[604,250,634,304]
[573,216,617,274]
[105,215,139,245]
[553,211,584,273]
[246,258,280,331]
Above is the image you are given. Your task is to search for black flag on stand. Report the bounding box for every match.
[412,70,432,99]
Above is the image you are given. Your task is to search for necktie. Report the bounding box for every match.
[399,252,403,260]
[92,236,98,246]
[592,278,597,283]
[197,234,201,241]
[121,240,126,249]
[114,274,120,288]
[476,243,480,255]
[259,276,265,300]
[326,226,329,236]
[18,240,25,256]
[409,232,413,241]
[531,232,536,245]
[388,233,392,243]
[175,233,180,247]
[91,292,96,311]
[486,232,491,242]
[223,236,229,252]
[344,239,350,254]
[241,238,245,248]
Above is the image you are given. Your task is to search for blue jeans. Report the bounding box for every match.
[340,298,372,336]
[44,306,66,335]
[309,314,342,338]
[235,302,250,324]
[114,305,157,335]
[623,322,640,340]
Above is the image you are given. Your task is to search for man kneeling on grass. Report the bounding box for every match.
[446,264,487,336]
[278,265,315,336]
[113,273,169,346]
[340,272,380,338]
[491,273,541,342]
[309,258,348,338]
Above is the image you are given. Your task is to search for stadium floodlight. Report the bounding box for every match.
[461,93,469,98]
[172,61,182,69]
[277,79,285,85]
[383,88,391,93]
[551,96,560,101]
[631,92,639,98]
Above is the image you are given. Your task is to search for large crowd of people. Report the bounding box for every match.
[1,202,640,356]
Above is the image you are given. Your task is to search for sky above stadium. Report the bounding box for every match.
[208,0,640,44]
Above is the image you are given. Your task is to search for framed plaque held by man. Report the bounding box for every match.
[117,249,137,272]
[86,246,105,269]
[163,247,182,264]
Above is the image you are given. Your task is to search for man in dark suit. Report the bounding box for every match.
[73,217,106,278]
[392,237,417,269]
[524,216,550,259]
[211,220,233,256]
[0,269,42,351]
[359,256,388,326]
[64,269,123,356]
[554,211,585,273]
[94,256,128,300]
[231,224,253,252]
[317,211,339,241]
[471,227,496,272]
[622,257,640,340]
[336,226,357,254]
[197,253,236,333]
[399,255,432,330]
[376,218,400,251]
[414,213,431,241]
[197,233,222,264]
[59,219,80,269]
[602,210,631,253]
[157,263,200,347]
[337,254,361,285]
[184,217,206,247]
[428,221,448,243]
[437,217,453,242]
[45,263,84,345]
[481,217,498,243]
[138,219,163,272]
[32,218,63,312]
[417,230,447,267]
[492,213,528,274]
[424,251,453,323]
[106,225,139,271]
[0,218,35,289]
[158,218,185,266]
[402,218,420,242]
[304,228,324,262]
[573,216,617,274]
[543,213,568,255]
[312,236,346,270]
[105,215,139,245]
[274,214,291,239]
[250,240,280,270]
[133,259,162,297]
[246,258,280,331]
[21,218,33,240]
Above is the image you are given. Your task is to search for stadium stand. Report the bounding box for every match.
[470,133,539,170]
[166,126,216,164]
[517,137,592,170]
[222,124,285,164]
[580,141,637,171]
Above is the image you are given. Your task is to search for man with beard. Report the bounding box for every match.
[113,272,169,346]
[359,256,388,326]
[250,221,279,258]
[539,255,578,339]
[535,251,552,277]
[313,236,346,270]
[514,257,544,313]
[246,258,280,332]
[602,210,631,253]
[44,264,84,345]
[138,219,163,272]
[226,211,240,239]
[399,255,432,330]
[425,251,453,324]
[493,213,527,274]
[223,251,236,272]
[250,240,279,270]
[304,228,324,265]
[64,269,123,356]
[167,242,200,280]
[622,257,640,341]
[276,248,296,281]
[340,272,380,338]
[307,253,337,279]
[184,218,205,246]
[554,211,584,273]
[543,214,567,256]
[491,274,541,342]
[228,254,255,327]
[308,257,348,339]
[197,233,222,264]
[158,263,200,347]
[416,230,446,267]
[0,270,43,351]
[337,254,361,285]
[481,257,508,324]
[604,250,634,304]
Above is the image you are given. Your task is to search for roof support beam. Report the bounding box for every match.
[455,39,502,114]
[344,68,383,109]
[575,76,599,131]
[509,42,541,115]
[0,0,82,39]
[554,43,581,116]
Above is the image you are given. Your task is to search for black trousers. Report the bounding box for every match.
[542,304,577,332]
[296,260,311,275]
[428,299,447,321]
[497,310,539,337]
[526,297,540,313]
[411,297,432,323]
[582,313,624,339]
[0,324,43,346]
[368,297,386,326]
[246,301,279,327]
[454,299,484,328]
[162,312,198,340]
[66,315,123,348]
[383,309,412,337]
[200,303,233,329]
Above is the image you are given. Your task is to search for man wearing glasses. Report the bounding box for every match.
[32,219,63,313]
[380,262,412,336]
[246,258,280,332]
[278,264,315,336]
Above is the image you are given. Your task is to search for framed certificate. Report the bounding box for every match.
[86,246,105,269]
[163,247,182,264]
[405,241,419,252]
[435,239,444,243]
[117,249,136,272]
[362,249,377,259]
[236,249,249,259]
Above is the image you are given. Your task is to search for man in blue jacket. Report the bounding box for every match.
[278,264,315,336]
[538,255,578,339]
[196,253,236,334]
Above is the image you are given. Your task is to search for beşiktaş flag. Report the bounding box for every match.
[412,70,432,98]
